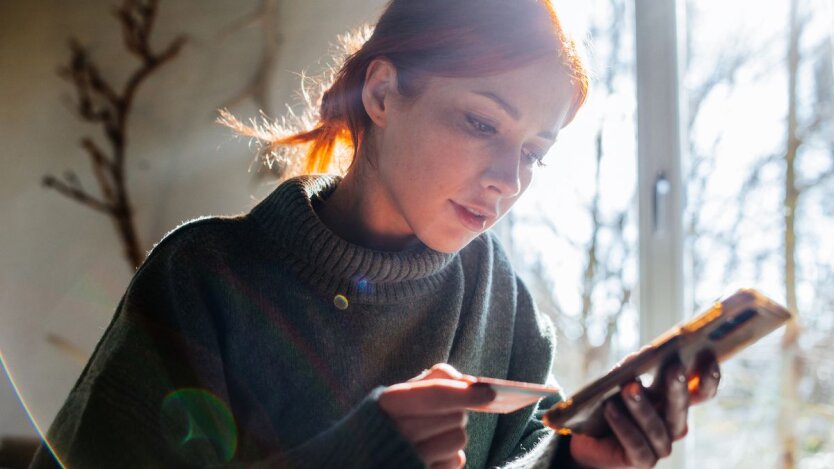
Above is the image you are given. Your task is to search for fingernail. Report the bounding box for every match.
[472,383,496,401]
[627,383,642,402]
[676,373,686,384]
[710,364,721,381]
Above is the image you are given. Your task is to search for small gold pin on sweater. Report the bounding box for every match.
[333,294,349,310]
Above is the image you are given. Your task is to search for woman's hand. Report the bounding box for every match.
[569,352,721,468]
[378,364,494,469]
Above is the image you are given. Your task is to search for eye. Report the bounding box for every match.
[523,148,547,168]
[466,114,497,135]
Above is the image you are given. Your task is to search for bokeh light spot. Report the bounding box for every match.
[160,388,237,465]
[356,277,371,294]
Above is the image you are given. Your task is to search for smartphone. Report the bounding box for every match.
[542,288,792,435]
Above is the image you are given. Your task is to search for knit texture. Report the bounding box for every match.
[30,174,566,468]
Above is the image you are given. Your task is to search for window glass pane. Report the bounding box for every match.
[683,0,834,467]
[496,0,639,393]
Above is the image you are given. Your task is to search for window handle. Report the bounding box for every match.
[653,172,671,236]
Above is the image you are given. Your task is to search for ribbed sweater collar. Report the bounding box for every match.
[248,174,458,305]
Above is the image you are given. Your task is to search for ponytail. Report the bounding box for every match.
[217,26,373,179]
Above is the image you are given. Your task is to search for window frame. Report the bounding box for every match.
[634,0,687,467]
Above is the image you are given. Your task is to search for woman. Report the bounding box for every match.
[30,0,720,468]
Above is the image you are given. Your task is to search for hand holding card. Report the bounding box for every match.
[402,364,561,415]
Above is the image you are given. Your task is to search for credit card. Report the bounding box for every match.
[466,377,561,414]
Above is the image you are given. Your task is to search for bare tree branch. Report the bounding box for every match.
[797,166,834,192]
[44,0,186,270]
[41,175,112,214]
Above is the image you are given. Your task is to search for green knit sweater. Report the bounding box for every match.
[29,175,566,468]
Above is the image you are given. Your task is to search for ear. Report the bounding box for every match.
[362,58,398,128]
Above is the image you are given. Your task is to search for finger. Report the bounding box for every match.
[688,351,721,404]
[604,400,658,468]
[380,379,495,416]
[572,378,643,439]
[408,368,434,382]
[430,450,466,469]
[648,354,682,395]
[409,363,474,383]
[415,427,468,465]
[622,382,673,460]
[573,398,613,438]
[660,359,690,440]
[397,412,468,444]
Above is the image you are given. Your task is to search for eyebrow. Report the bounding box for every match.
[473,90,557,141]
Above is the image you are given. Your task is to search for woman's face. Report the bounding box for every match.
[364,57,577,253]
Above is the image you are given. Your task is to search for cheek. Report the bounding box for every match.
[390,119,472,183]
[377,122,457,217]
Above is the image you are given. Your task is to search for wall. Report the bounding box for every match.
[0,0,386,435]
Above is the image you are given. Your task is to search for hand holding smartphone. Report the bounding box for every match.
[541,288,792,435]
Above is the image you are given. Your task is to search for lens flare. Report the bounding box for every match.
[0,350,64,467]
[333,294,350,310]
[160,388,238,465]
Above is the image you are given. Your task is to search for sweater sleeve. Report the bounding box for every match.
[28,222,422,469]
[487,274,573,469]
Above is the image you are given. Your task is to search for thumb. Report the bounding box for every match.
[408,363,473,383]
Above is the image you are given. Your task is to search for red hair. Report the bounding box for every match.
[223,0,589,177]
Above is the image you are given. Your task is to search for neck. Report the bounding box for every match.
[315,157,420,252]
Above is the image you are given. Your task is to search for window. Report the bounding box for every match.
[683,0,834,467]
[498,0,834,467]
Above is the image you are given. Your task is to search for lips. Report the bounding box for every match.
[451,200,497,232]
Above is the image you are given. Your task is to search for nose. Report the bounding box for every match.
[481,151,522,197]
